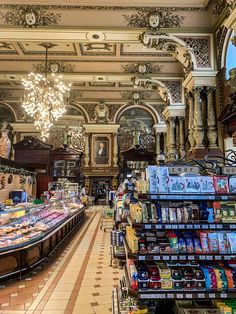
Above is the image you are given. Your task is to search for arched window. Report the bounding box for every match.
[226,31,236,79]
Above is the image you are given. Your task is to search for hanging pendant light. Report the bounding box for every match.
[22,43,71,140]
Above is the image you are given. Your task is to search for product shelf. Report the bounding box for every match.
[124,238,236,262]
[134,193,236,202]
[127,217,236,231]
[124,265,236,300]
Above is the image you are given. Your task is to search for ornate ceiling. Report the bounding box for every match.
[0,0,232,126]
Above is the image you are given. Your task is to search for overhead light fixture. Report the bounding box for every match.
[22,42,71,140]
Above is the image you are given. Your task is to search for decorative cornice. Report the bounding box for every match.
[33,60,76,73]
[0,4,211,12]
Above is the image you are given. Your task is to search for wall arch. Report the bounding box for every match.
[115,103,161,125]
[68,101,89,124]
[0,102,17,122]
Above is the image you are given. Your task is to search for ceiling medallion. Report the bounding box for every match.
[22,43,71,140]
[123,9,185,29]
[1,5,61,27]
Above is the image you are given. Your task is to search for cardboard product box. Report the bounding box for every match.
[200,176,215,194]
[146,166,159,194]
[157,167,170,194]
[229,177,236,193]
[169,176,186,193]
[185,176,201,194]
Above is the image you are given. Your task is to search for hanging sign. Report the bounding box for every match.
[222,167,236,175]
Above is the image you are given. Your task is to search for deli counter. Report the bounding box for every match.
[0,197,85,279]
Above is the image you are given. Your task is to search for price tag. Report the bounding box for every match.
[177,294,184,299]
[167,294,174,299]
[202,225,208,229]
[186,294,193,299]
[165,225,172,229]
[145,224,151,229]
[171,256,178,260]
[157,294,166,299]
[194,225,201,229]
[186,225,193,229]
[210,224,216,229]
[216,224,223,229]
[215,256,222,260]
[179,224,185,229]
[156,225,162,230]
[199,255,206,260]
[188,256,194,260]
[209,293,216,298]
[230,224,236,229]
[222,196,228,200]
[172,225,178,229]
[154,256,160,261]
[139,256,145,261]
[163,256,170,260]
[198,293,205,298]
[206,256,213,260]
[220,293,227,298]
[179,256,186,260]
[224,256,231,260]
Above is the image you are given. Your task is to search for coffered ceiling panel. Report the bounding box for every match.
[19,42,77,55]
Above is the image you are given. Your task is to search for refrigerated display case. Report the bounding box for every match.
[0,197,85,279]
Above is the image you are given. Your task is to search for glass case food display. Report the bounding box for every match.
[0,197,86,279]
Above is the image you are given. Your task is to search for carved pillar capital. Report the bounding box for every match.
[193,86,204,149]
[206,86,216,95]
[192,86,204,96]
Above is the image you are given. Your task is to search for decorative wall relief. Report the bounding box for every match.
[34,61,75,73]
[68,128,85,151]
[0,122,13,159]
[47,128,65,148]
[95,103,109,123]
[182,37,210,68]
[80,104,97,121]
[0,5,61,27]
[122,62,163,74]
[0,42,12,50]
[123,9,185,29]
[161,80,182,103]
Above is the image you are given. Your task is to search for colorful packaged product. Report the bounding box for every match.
[218,232,228,254]
[206,208,215,223]
[213,202,222,223]
[229,177,236,193]
[169,207,177,223]
[146,166,159,194]
[198,231,210,254]
[161,207,169,223]
[157,167,170,194]
[208,232,219,253]
[227,233,236,253]
[169,176,186,193]
[200,176,215,194]
[185,176,201,193]
[213,176,229,194]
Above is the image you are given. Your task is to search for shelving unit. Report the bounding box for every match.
[123,191,236,303]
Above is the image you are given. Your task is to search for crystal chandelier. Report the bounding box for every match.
[22,43,71,140]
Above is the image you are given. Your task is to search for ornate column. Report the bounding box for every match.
[113,133,118,167]
[187,93,195,152]
[206,86,218,148]
[168,117,177,156]
[179,117,186,158]
[193,87,204,149]
[155,132,161,163]
[84,133,90,167]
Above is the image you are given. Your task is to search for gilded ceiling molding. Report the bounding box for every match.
[0,5,210,12]
[33,61,75,73]
[0,5,61,27]
[211,0,236,17]
[121,62,163,74]
[121,90,154,101]
[216,26,229,68]
[123,9,185,29]
[0,101,24,121]
[0,42,12,50]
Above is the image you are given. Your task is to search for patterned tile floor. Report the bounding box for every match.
[0,206,122,314]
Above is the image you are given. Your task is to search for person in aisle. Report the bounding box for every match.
[81,186,86,196]
[108,187,115,209]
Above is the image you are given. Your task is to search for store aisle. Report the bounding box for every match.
[0,206,121,314]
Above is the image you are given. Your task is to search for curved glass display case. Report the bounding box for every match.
[0,197,86,279]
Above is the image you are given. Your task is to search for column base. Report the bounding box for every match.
[188,147,223,160]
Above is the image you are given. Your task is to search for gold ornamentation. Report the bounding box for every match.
[123,9,184,29]
[0,5,61,27]
[34,61,75,73]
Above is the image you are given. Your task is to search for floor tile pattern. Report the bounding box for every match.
[0,206,121,314]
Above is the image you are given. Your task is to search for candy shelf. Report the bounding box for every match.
[135,193,236,202]
[124,238,236,262]
[127,217,236,231]
[124,265,236,300]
